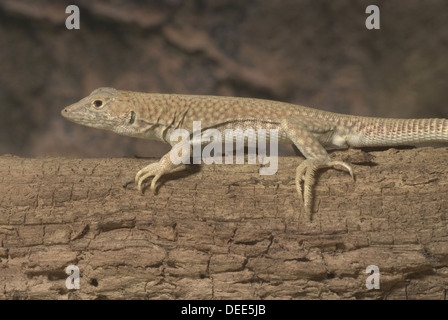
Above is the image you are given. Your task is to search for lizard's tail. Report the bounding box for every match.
[355,118,448,147]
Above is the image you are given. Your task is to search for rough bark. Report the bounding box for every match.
[1,148,448,300]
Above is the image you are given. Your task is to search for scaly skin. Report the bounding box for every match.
[61,87,448,219]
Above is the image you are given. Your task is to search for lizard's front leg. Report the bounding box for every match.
[281,118,354,219]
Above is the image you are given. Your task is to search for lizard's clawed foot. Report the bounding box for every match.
[135,162,164,194]
[135,154,186,194]
[296,159,354,219]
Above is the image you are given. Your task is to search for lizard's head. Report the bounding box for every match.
[61,87,137,134]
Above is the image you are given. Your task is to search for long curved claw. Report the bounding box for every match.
[137,170,157,194]
[295,159,355,220]
[150,173,162,194]
[328,160,355,181]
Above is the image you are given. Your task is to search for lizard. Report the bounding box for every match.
[61,87,448,218]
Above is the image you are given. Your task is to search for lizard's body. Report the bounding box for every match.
[62,88,448,218]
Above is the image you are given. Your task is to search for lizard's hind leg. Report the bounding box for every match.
[281,117,354,219]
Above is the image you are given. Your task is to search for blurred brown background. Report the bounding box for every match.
[1,0,447,158]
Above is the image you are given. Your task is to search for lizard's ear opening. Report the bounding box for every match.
[129,111,136,124]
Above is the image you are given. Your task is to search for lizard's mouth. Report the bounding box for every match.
[61,103,122,132]
[61,105,84,123]
[61,104,98,127]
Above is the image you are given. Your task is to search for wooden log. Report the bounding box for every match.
[0,148,447,299]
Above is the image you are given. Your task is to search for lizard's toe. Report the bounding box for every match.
[327,160,355,180]
[135,162,161,194]
[295,159,319,218]
[135,162,159,184]
[295,159,355,220]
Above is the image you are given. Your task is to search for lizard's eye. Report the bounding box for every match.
[93,100,103,108]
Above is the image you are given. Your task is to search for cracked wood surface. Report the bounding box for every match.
[0,148,448,299]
